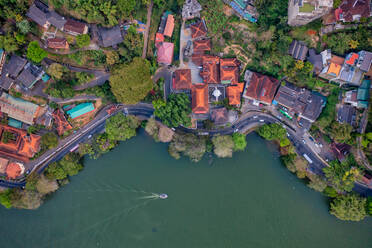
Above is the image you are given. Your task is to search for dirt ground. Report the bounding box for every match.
[223,44,251,70]
[70,99,102,128]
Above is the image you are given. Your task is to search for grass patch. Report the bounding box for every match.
[299,3,315,13]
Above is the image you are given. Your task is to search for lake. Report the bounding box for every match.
[0,131,371,248]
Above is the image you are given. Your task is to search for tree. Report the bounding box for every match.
[0,34,19,52]
[349,40,359,49]
[45,162,67,180]
[329,122,352,143]
[323,159,361,192]
[105,113,140,141]
[279,138,290,147]
[323,186,338,198]
[258,123,286,141]
[153,93,192,128]
[25,173,40,191]
[47,63,66,80]
[27,41,47,63]
[212,135,235,158]
[76,34,90,48]
[168,132,207,162]
[307,174,327,192]
[232,133,247,151]
[0,189,12,209]
[41,133,59,149]
[79,143,94,156]
[16,19,31,34]
[109,58,153,104]
[367,197,372,216]
[59,153,83,177]
[105,50,119,65]
[330,194,367,221]
[145,118,159,141]
[118,0,136,16]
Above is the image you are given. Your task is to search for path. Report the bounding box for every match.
[142,0,154,59]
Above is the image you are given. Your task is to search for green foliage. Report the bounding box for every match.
[16,19,31,34]
[1,131,14,143]
[45,162,68,180]
[367,197,372,216]
[323,157,362,193]
[105,113,140,141]
[255,0,288,29]
[109,58,152,104]
[168,132,207,162]
[307,174,327,192]
[41,133,59,149]
[145,118,159,141]
[316,89,339,130]
[76,34,90,48]
[105,50,119,66]
[75,71,94,85]
[59,153,83,177]
[0,189,12,209]
[323,186,338,198]
[84,81,116,103]
[27,41,47,63]
[280,138,290,147]
[333,0,342,8]
[118,26,143,63]
[0,33,19,52]
[232,133,247,151]
[212,135,235,158]
[328,121,352,143]
[25,173,40,191]
[199,0,229,39]
[27,125,43,134]
[257,123,286,141]
[0,0,28,22]
[153,93,191,128]
[47,63,66,80]
[117,0,136,17]
[330,194,367,221]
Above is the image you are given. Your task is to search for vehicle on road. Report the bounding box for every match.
[253,115,258,119]
[88,135,92,139]
[198,132,209,135]
[302,139,306,144]
[259,119,264,123]
[303,154,313,164]
[309,136,314,142]
[234,128,239,132]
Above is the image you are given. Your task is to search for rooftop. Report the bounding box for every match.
[16,62,44,88]
[190,21,207,39]
[289,40,309,61]
[164,14,175,37]
[173,69,192,90]
[66,102,95,119]
[64,19,87,35]
[193,39,211,54]
[46,11,66,29]
[52,108,72,136]
[157,42,174,65]
[200,55,220,84]
[210,108,228,125]
[243,71,279,105]
[99,26,124,47]
[191,84,209,114]
[307,49,323,74]
[227,83,244,106]
[337,104,356,127]
[7,55,27,78]
[47,37,69,49]
[338,0,371,22]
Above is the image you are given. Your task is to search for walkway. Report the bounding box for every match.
[142,0,154,59]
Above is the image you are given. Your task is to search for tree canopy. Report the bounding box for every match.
[232,133,247,151]
[330,194,367,221]
[109,57,153,104]
[258,123,286,141]
[41,133,59,150]
[105,113,140,141]
[76,34,90,48]
[212,135,235,158]
[168,132,207,162]
[27,41,47,63]
[153,93,191,128]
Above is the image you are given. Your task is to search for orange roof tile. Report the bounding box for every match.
[193,39,211,54]
[327,62,342,76]
[346,53,359,65]
[192,53,204,66]
[190,21,207,39]
[200,55,220,84]
[227,85,242,105]
[244,72,279,105]
[330,55,345,66]
[155,33,164,44]
[220,58,240,68]
[173,69,192,90]
[47,37,69,49]
[164,15,175,37]
[220,67,239,84]
[53,109,72,136]
[191,84,209,114]
[6,162,24,179]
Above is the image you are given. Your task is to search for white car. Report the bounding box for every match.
[253,115,258,119]
[259,119,265,123]
[234,128,239,132]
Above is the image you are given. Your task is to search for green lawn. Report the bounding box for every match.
[299,3,315,13]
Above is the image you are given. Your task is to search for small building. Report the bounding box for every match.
[227,83,244,106]
[155,33,165,45]
[98,26,124,48]
[357,50,372,73]
[344,90,358,107]
[7,55,27,78]
[156,42,174,65]
[191,84,209,114]
[16,62,45,89]
[208,85,225,103]
[243,70,279,105]
[220,58,240,84]
[331,143,351,162]
[173,69,192,91]
[319,55,345,80]
[0,92,40,125]
[66,102,95,119]
[164,14,175,37]
[182,0,202,19]
[46,11,66,30]
[27,0,66,29]
[229,0,258,22]
[336,0,371,22]
[210,107,228,125]
[337,104,356,127]
[192,39,211,54]
[356,79,370,108]
[47,37,69,49]
[6,162,25,179]
[200,55,220,84]
[190,21,207,39]
[64,19,88,36]
[53,108,72,136]
[288,40,309,61]
[307,49,323,74]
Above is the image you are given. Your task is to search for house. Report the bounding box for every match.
[16,62,44,89]
[190,20,207,39]
[66,102,95,119]
[172,69,192,91]
[45,11,66,30]
[6,162,25,179]
[208,85,225,102]
[192,39,211,54]
[220,58,240,84]
[52,108,72,136]
[319,55,345,80]
[331,143,351,161]
[64,19,88,36]
[227,83,244,106]
[98,26,124,47]
[336,0,371,22]
[191,84,209,114]
[155,33,165,45]
[307,49,323,74]
[357,50,372,72]
[288,40,309,61]
[47,37,69,49]
[288,0,333,26]
[7,55,27,78]
[337,104,356,127]
[182,0,202,19]
[273,83,326,122]
[344,90,358,107]
[156,42,174,65]
[356,79,370,108]
[200,55,220,84]
[229,0,258,22]
[0,124,41,163]
[27,0,66,29]
[210,108,228,125]
[362,172,372,188]
[164,14,175,37]
[243,70,279,105]
[0,92,40,125]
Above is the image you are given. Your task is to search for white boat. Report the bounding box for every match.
[159,193,168,199]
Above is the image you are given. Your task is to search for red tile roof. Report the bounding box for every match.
[47,37,69,49]
[220,58,240,68]
[157,42,174,65]
[164,14,175,37]
[346,52,359,65]
[64,19,87,35]
[190,21,207,39]
[191,84,209,114]
[192,53,204,66]
[6,162,24,179]
[220,66,239,84]
[173,69,192,90]
[244,72,279,105]
[193,39,211,54]
[155,33,164,45]
[200,55,220,84]
[339,0,370,22]
[53,109,72,136]
[227,85,242,105]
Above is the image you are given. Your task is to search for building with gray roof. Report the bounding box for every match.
[46,11,66,30]
[357,50,372,72]
[182,0,202,19]
[7,55,27,78]
[337,104,356,127]
[27,3,48,28]
[307,49,323,74]
[288,40,308,61]
[16,63,44,89]
[98,26,124,47]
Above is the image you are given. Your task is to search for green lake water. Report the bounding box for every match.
[0,131,371,248]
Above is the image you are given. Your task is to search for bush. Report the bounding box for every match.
[232,133,247,151]
[76,34,90,48]
[330,194,367,221]
[27,41,47,63]
[212,135,235,158]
